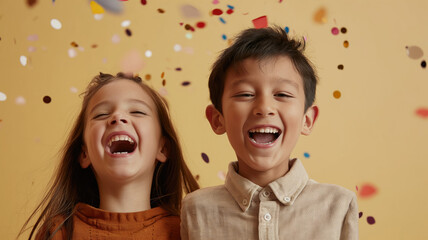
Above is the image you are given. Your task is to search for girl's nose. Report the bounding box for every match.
[109,114,128,125]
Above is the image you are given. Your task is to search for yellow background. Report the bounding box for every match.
[1,0,427,239]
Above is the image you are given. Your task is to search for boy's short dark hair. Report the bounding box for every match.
[208,26,318,113]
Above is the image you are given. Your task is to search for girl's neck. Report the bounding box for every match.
[97,179,152,213]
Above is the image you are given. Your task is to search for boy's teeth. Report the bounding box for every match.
[249,127,279,134]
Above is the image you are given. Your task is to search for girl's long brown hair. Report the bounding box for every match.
[19,73,199,239]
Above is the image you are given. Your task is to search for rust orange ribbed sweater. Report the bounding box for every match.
[38,203,180,240]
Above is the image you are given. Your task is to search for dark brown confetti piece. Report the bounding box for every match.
[157,8,165,14]
[340,27,347,34]
[338,64,344,70]
[367,216,375,225]
[161,72,165,78]
[195,175,200,180]
[175,67,182,71]
[145,74,151,80]
[201,152,209,163]
[43,96,51,104]
[184,24,195,31]
[182,81,190,86]
[71,41,78,47]
[162,79,166,86]
[359,212,363,218]
[27,0,38,7]
[91,44,98,48]
[421,60,426,68]
[343,40,349,48]
[125,28,132,36]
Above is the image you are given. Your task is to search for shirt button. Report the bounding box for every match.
[284,196,291,202]
[262,191,270,197]
[264,213,272,221]
[242,199,248,206]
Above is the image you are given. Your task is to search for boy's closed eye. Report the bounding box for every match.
[274,92,294,98]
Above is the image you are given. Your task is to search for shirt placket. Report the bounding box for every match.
[258,188,279,240]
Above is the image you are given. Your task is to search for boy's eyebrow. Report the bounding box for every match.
[89,99,153,114]
[231,78,299,89]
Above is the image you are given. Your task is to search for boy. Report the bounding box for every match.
[181,26,358,240]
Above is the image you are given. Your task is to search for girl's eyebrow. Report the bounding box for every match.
[89,99,153,114]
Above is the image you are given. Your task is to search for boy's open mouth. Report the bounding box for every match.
[248,127,281,145]
[107,135,137,155]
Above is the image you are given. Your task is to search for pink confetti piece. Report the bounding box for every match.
[331,27,339,35]
[416,108,428,118]
[27,34,39,41]
[218,171,226,181]
[252,16,268,29]
[358,183,377,198]
[15,96,26,105]
[180,4,201,18]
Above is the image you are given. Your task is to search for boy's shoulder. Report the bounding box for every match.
[304,179,356,203]
[182,184,234,207]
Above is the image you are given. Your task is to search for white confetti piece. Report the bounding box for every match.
[20,56,27,66]
[50,19,62,30]
[145,50,152,58]
[121,20,131,27]
[173,44,182,52]
[0,92,7,101]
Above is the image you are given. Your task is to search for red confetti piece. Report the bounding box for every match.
[141,0,147,5]
[367,216,376,225]
[201,152,209,163]
[416,108,428,118]
[358,183,377,198]
[196,21,206,28]
[226,9,234,14]
[212,8,223,15]
[252,16,268,29]
[356,185,359,191]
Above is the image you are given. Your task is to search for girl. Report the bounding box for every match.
[19,72,199,239]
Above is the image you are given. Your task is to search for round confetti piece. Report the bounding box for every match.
[201,152,209,163]
[195,175,200,180]
[212,8,223,15]
[333,90,341,99]
[313,7,327,24]
[343,40,349,48]
[421,60,426,68]
[182,81,191,86]
[43,96,51,104]
[405,46,424,59]
[141,0,147,5]
[173,44,182,52]
[70,87,78,93]
[358,183,377,198]
[367,216,375,225]
[93,14,104,20]
[226,9,234,14]
[145,50,152,58]
[27,34,39,41]
[121,20,131,27]
[125,28,132,36]
[341,27,347,34]
[180,4,201,18]
[196,21,206,28]
[185,32,193,39]
[28,46,36,52]
[27,0,38,7]
[0,92,7,101]
[68,48,77,58]
[50,19,62,30]
[218,171,226,181]
[416,108,428,118]
[162,80,166,86]
[331,27,339,35]
[20,56,28,66]
[157,8,165,13]
[303,152,310,158]
[112,34,120,43]
[16,96,26,105]
[145,74,151,80]
[212,0,219,4]
[284,26,290,33]
[338,64,344,70]
[222,34,227,40]
[184,24,195,31]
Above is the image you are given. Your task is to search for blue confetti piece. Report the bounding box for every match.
[303,152,310,158]
[219,17,226,24]
[222,34,227,40]
[227,5,234,9]
[285,26,290,33]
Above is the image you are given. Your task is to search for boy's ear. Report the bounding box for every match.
[205,104,226,135]
[156,137,168,163]
[79,146,91,169]
[301,105,319,136]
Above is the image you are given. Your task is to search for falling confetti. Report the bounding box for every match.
[212,9,223,15]
[218,171,226,181]
[27,34,39,41]
[43,96,51,104]
[421,60,426,68]
[182,81,191,86]
[303,152,310,158]
[94,14,104,20]
[173,44,182,52]
[162,79,166,86]
[358,183,377,198]
[226,9,234,14]
[227,4,234,9]
[145,50,152,58]
[333,90,341,99]
[90,0,105,14]
[91,44,98,48]
[196,21,206,28]
[313,7,327,24]
[121,20,131,27]
[252,16,268,29]
[201,153,209,163]
[125,28,132,36]
[180,4,201,18]
[0,92,7,101]
[71,41,78,47]
[284,26,290,33]
[331,27,339,35]
[343,40,349,48]
[20,56,28,66]
[157,8,165,13]
[68,48,77,58]
[185,32,193,39]
[212,0,219,4]
[341,27,347,34]
[161,72,165,78]
[141,0,147,5]
[112,34,120,43]
[359,212,363,218]
[120,50,145,74]
[50,19,62,30]
[28,46,36,52]
[158,87,168,96]
[70,87,78,93]
[27,0,38,7]
[222,34,227,40]
[338,64,344,70]
[406,46,424,59]
[16,96,26,105]
[145,74,151,80]
[175,67,182,71]
[416,108,428,118]
[184,24,195,32]
[219,17,226,24]
[195,175,200,180]
[367,216,376,225]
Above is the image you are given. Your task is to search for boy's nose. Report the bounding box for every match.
[253,98,275,117]
[109,114,128,125]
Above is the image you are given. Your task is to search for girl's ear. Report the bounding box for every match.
[206,104,226,135]
[79,146,91,168]
[301,105,319,136]
[156,137,168,163]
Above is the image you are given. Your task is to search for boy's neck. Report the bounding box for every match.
[237,160,290,187]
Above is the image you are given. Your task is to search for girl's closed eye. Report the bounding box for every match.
[93,113,109,119]
[131,110,148,116]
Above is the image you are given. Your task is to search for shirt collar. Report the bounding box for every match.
[224,159,309,212]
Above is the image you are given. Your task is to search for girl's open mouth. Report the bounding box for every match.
[248,127,281,145]
[107,135,137,155]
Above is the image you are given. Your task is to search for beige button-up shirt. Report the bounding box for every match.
[181,159,358,240]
